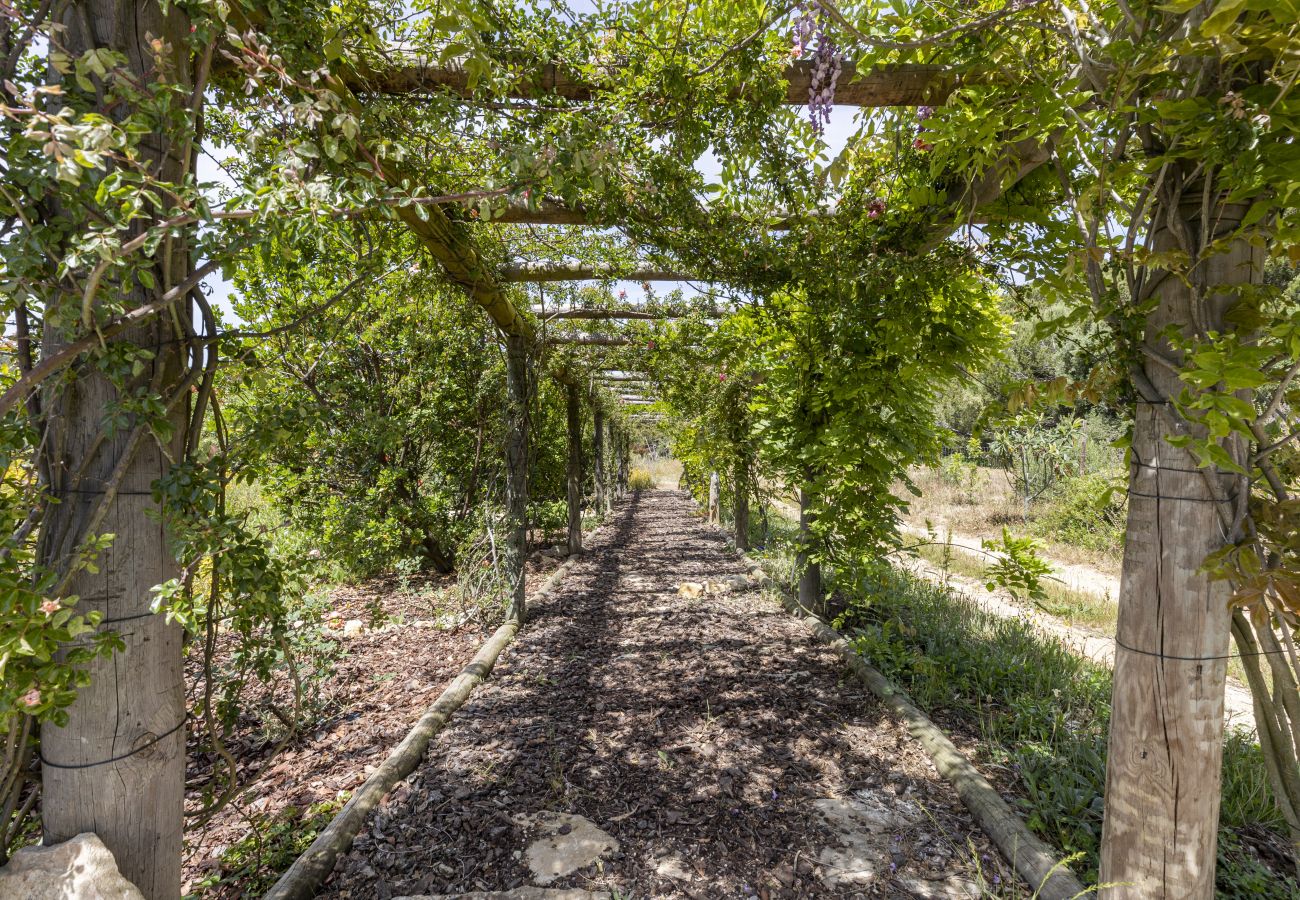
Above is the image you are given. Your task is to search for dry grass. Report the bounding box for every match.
[634,454,683,489]
[897,466,1121,575]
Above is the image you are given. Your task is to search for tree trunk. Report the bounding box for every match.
[593,405,607,514]
[733,456,750,551]
[39,2,192,896]
[797,485,822,615]
[565,384,582,556]
[502,333,530,622]
[619,431,629,496]
[707,471,720,524]
[1099,192,1260,898]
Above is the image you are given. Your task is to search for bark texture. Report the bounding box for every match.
[707,471,720,525]
[565,384,583,555]
[503,333,530,622]
[732,457,750,551]
[1099,195,1260,897]
[797,486,822,615]
[39,2,192,896]
[593,405,607,514]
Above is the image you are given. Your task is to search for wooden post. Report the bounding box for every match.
[593,404,606,515]
[606,418,618,507]
[618,431,629,496]
[565,384,582,556]
[733,456,750,551]
[797,485,822,614]
[502,333,530,623]
[707,471,720,524]
[39,2,192,895]
[1099,190,1260,897]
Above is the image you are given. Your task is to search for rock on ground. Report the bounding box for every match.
[0,833,144,900]
[514,813,618,886]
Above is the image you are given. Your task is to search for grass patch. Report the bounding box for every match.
[912,540,1119,633]
[186,796,345,897]
[834,568,1294,896]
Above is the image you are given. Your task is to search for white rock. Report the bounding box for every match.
[812,795,920,888]
[342,619,365,637]
[0,833,144,900]
[513,812,619,886]
[654,853,694,881]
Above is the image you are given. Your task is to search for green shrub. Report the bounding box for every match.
[1032,471,1126,553]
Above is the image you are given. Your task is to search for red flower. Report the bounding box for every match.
[913,138,931,152]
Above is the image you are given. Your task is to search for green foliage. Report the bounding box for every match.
[186,797,346,897]
[836,567,1293,894]
[1031,473,1128,555]
[981,529,1054,607]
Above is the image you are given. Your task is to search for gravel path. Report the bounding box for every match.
[320,490,1012,899]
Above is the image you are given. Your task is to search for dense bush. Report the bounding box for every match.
[1031,472,1127,554]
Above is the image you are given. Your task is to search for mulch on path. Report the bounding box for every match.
[181,557,563,896]
[318,490,1016,899]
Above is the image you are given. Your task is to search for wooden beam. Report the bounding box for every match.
[534,307,682,320]
[547,334,634,346]
[503,261,690,283]
[352,57,957,108]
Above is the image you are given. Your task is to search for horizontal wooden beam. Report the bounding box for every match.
[485,197,995,230]
[534,307,682,320]
[546,334,634,346]
[503,262,690,283]
[352,58,957,108]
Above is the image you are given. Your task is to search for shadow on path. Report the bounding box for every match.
[319,491,1003,899]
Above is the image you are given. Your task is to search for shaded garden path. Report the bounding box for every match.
[320,490,1009,899]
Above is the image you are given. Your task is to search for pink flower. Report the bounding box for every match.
[40,600,60,616]
[20,689,40,708]
[618,290,627,300]
[867,198,887,219]
[719,373,727,382]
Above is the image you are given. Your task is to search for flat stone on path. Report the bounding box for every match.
[514,813,618,885]
[321,490,1013,897]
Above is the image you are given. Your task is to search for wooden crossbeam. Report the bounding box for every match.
[598,374,650,381]
[503,262,690,283]
[547,334,634,346]
[534,307,682,320]
[351,58,957,108]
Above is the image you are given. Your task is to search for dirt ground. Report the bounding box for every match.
[313,490,1016,899]
[181,557,565,895]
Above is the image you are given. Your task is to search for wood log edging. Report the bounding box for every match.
[717,530,1092,900]
[263,556,581,900]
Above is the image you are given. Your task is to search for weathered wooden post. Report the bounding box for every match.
[797,485,822,614]
[593,404,607,514]
[565,384,582,555]
[619,431,630,495]
[1100,186,1261,898]
[732,455,750,550]
[39,2,193,895]
[502,333,531,622]
[606,418,619,506]
[707,471,720,524]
